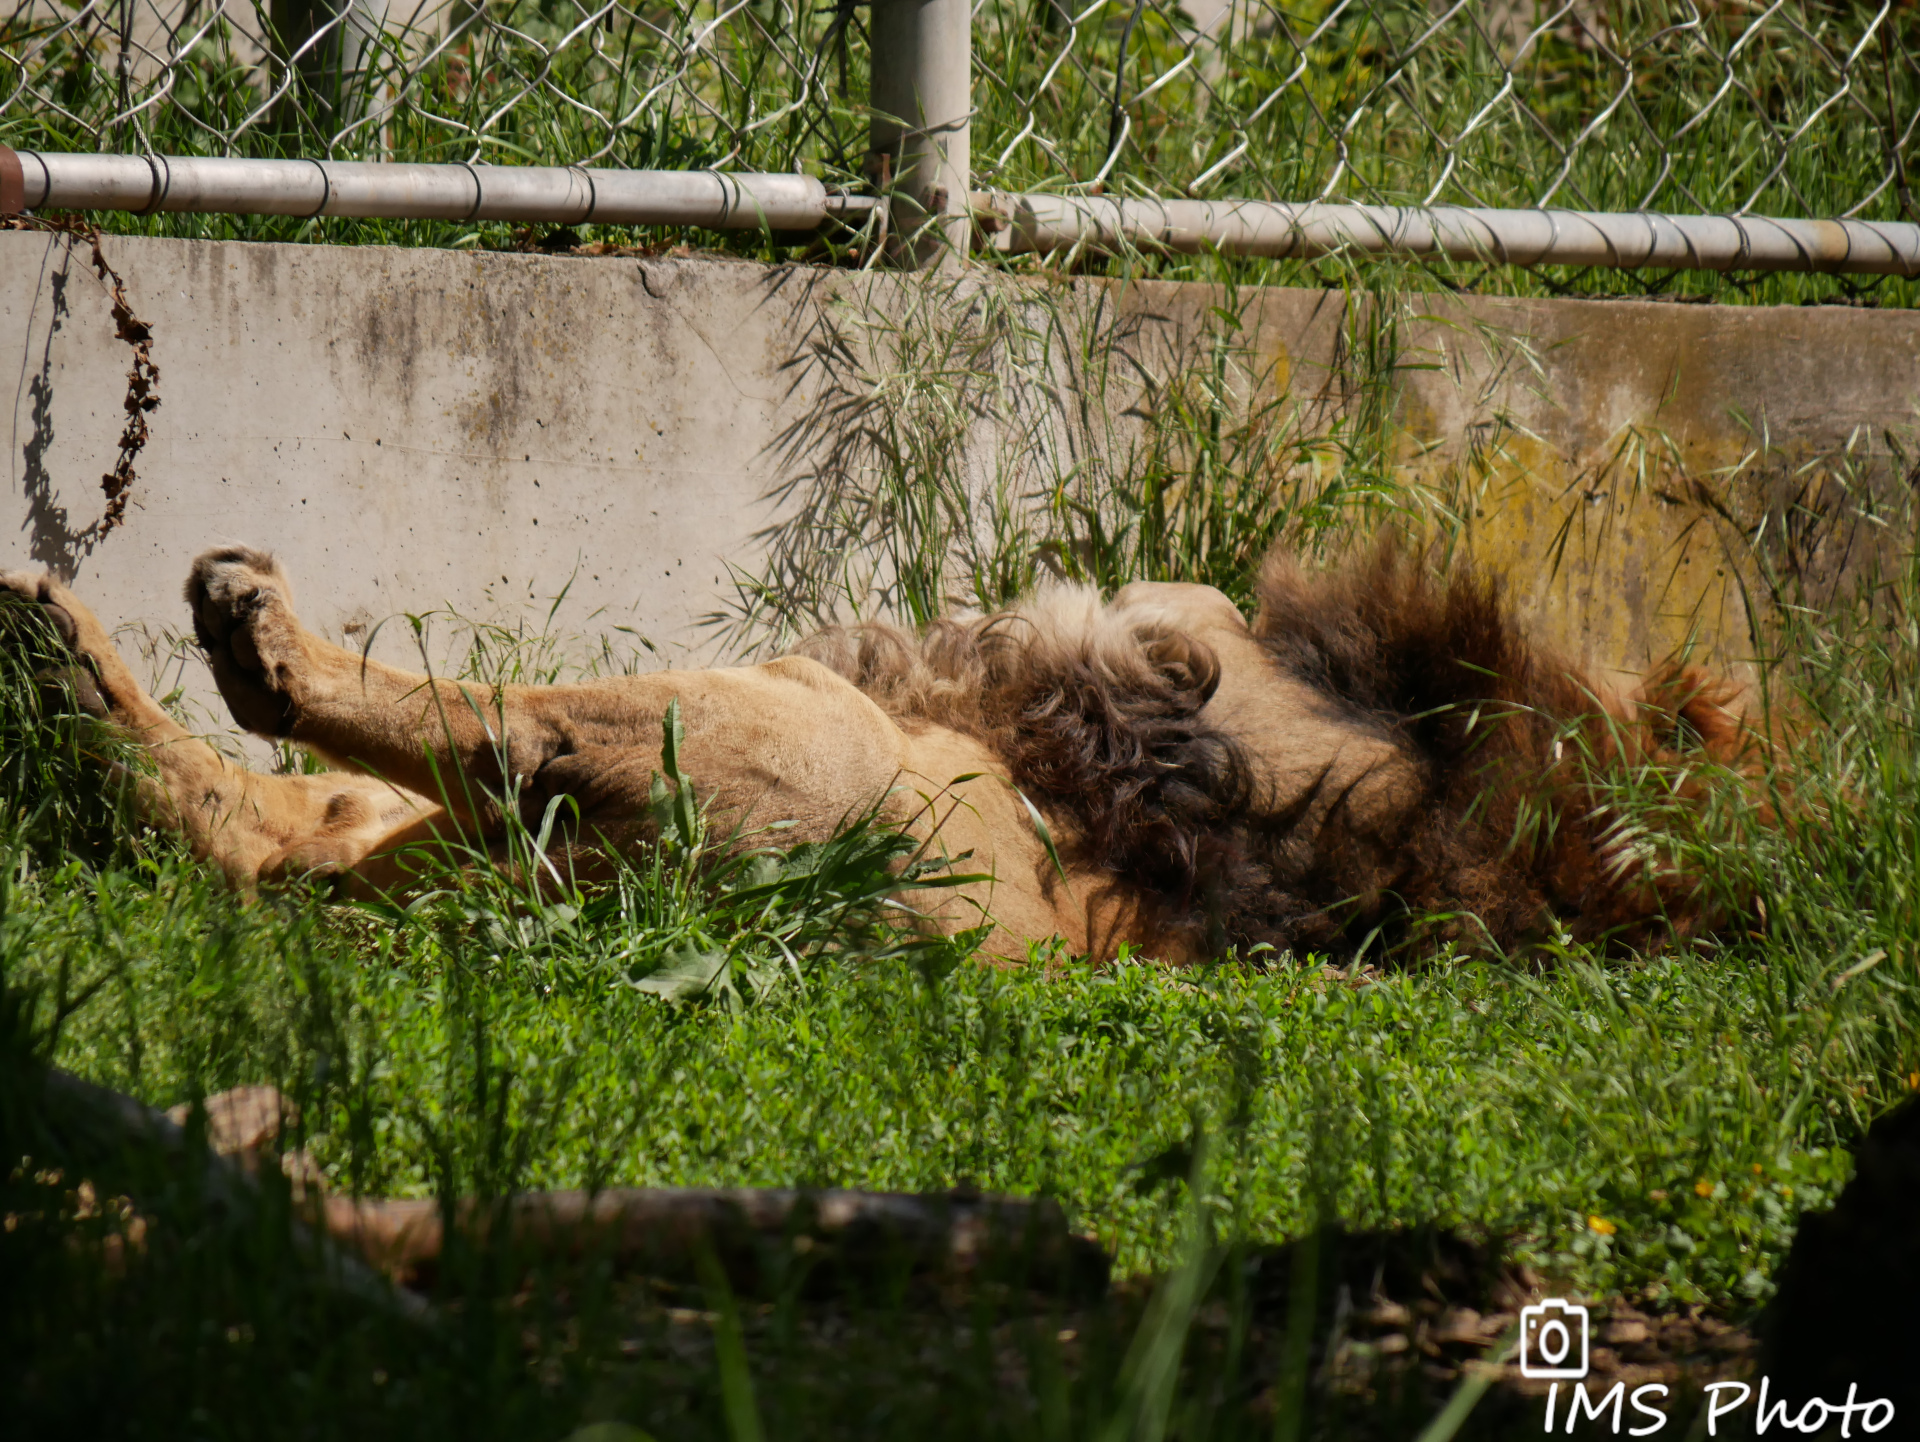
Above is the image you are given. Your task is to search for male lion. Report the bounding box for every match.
[0,543,1748,962]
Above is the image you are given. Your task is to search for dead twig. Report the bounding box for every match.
[3,213,160,537]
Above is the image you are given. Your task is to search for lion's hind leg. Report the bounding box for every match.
[1,569,180,734]
[1,568,431,890]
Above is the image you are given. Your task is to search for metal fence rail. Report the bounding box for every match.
[979,190,1920,273]
[5,0,1919,270]
[1,146,861,224]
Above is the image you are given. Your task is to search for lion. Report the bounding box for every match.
[0,542,1752,962]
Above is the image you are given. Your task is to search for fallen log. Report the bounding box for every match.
[35,1076,1110,1301]
[32,1068,432,1322]
[324,1185,1111,1297]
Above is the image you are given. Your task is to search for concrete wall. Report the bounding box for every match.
[1383,291,1920,684]
[5,231,852,729]
[6,228,1916,737]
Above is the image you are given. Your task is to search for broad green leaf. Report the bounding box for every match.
[631,941,731,1001]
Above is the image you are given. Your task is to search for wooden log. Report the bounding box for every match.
[35,1073,1110,1300]
[323,1185,1111,1298]
[34,1068,432,1322]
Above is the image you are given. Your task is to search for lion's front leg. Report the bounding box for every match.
[183,548,930,841]
[187,546,536,822]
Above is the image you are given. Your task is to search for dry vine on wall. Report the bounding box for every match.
[1,200,160,539]
[87,227,160,534]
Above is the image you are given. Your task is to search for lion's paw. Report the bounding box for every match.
[186,547,304,736]
[0,570,114,716]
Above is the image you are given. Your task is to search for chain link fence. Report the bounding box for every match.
[4,0,1917,226]
[976,0,1920,225]
[1,0,868,175]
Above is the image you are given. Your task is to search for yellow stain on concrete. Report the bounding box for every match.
[1395,424,1771,688]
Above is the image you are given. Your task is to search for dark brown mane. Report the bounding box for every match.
[796,542,1756,962]
[793,596,1260,949]
[1247,542,1717,957]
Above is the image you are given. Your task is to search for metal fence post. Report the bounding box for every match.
[867,0,971,267]
[270,0,389,132]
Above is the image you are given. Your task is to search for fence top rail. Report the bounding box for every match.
[6,0,1916,239]
[6,147,1916,278]
[978,190,1920,277]
[2,147,864,229]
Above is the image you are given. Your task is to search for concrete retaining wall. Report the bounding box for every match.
[6,227,1916,735]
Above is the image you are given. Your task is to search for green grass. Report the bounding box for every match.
[7,494,1920,1433]
[722,266,1420,650]
[21,880,1887,1302]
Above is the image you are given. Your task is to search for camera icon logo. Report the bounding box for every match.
[1518,1299,1590,1380]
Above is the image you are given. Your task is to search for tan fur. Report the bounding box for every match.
[2,552,1093,957]
[1,541,1755,962]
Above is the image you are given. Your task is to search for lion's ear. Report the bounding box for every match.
[1140,629,1221,708]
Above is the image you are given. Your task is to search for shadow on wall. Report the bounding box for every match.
[10,233,121,579]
